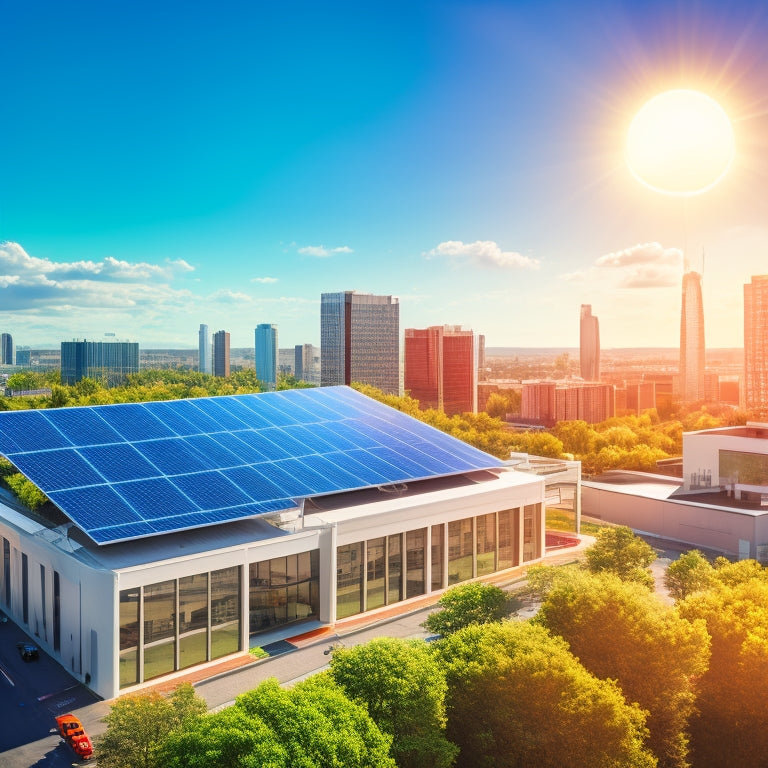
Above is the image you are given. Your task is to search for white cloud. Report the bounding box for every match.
[252,276,279,284]
[595,242,683,268]
[208,289,253,304]
[424,240,540,269]
[297,244,353,258]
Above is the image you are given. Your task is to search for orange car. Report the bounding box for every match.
[55,714,94,760]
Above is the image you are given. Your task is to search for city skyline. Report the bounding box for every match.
[3,1,768,350]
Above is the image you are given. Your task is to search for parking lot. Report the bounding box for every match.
[0,612,100,765]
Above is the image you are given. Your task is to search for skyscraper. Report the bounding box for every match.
[295,343,320,384]
[404,325,476,415]
[0,333,13,366]
[680,271,705,403]
[212,330,230,378]
[198,324,211,374]
[255,323,278,389]
[60,340,139,386]
[579,305,600,381]
[744,274,768,416]
[320,291,399,394]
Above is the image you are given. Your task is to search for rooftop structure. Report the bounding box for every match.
[0,387,545,698]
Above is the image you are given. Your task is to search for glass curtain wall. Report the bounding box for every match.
[119,565,242,688]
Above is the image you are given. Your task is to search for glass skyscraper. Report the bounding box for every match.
[60,340,139,387]
[579,305,600,381]
[321,291,399,394]
[744,275,768,417]
[198,324,211,374]
[255,323,278,389]
[0,333,13,366]
[680,271,705,403]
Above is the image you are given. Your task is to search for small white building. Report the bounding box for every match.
[583,422,768,561]
[0,387,545,699]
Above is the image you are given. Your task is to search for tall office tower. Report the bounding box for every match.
[212,330,230,378]
[320,291,400,394]
[60,340,139,387]
[680,271,706,403]
[744,275,768,416]
[477,334,487,382]
[255,323,278,389]
[579,305,600,380]
[198,324,211,374]
[1,333,13,365]
[404,326,476,415]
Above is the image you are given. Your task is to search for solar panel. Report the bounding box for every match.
[0,386,502,545]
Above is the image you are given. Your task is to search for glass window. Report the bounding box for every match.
[40,565,46,639]
[366,538,386,611]
[143,580,175,645]
[2,539,10,607]
[337,543,363,619]
[211,566,241,659]
[476,513,497,576]
[179,574,208,670]
[119,587,140,688]
[53,571,61,652]
[720,450,768,486]
[523,504,540,562]
[387,534,402,604]
[431,524,444,592]
[498,509,516,570]
[448,518,474,585]
[406,529,426,599]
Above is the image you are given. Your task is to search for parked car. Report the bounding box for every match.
[55,714,94,760]
[16,642,39,661]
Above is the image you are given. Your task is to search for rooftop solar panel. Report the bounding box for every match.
[0,386,502,545]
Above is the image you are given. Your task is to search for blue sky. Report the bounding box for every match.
[2,0,768,350]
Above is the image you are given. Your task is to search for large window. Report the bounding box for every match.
[720,450,768,487]
[143,580,176,680]
[337,543,363,619]
[2,538,9,607]
[179,573,208,670]
[119,587,140,688]
[448,519,474,585]
[387,534,402,604]
[53,571,61,652]
[249,551,319,633]
[405,529,426,599]
[21,553,28,625]
[498,509,517,570]
[431,524,444,591]
[476,513,497,576]
[211,567,241,659]
[366,539,386,611]
[523,504,541,562]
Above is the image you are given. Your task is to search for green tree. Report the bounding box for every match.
[161,677,394,768]
[423,582,507,636]
[4,473,47,510]
[434,621,656,768]
[585,525,656,588]
[97,683,207,768]
[678,576,768,768]
[329,638,456,768]
[664,550,715,601]
[537,571,709,768]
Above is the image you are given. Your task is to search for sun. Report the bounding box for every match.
[626,89,735,196]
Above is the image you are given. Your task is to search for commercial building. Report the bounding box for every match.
[295,344,320,385]
[579,305,600,381]
[680,271,705,403]
[60,340,139,387]
[0,386,545,699]
[198,324,211,375]
[212,330,230,378]
[583,422,768,560]
[404,325,476,415]
[1,333,13,366]
[744,275,768,417]
[255,324,278,389]
[321,291,399,394]
[521,380,615,426]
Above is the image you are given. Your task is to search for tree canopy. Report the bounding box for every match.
[584,525,657,588]
[433,621,656,768]
[422,582,508,636]
[329,638,456,768]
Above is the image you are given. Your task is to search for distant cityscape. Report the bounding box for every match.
[1,274,767,421]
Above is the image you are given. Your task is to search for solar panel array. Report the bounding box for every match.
[0,386,501,545]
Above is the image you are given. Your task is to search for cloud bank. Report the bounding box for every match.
[297,244,353,258]
[595,242,683,288]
